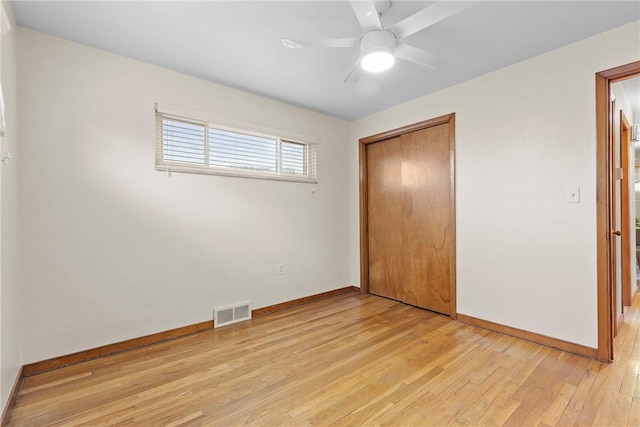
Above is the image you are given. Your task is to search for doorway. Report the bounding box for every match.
[596,61,640,362]
[359,113,456,318]
[619,110,633,308]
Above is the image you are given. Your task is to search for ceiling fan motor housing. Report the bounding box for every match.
[361,30,396,56]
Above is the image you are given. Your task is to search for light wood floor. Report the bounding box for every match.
[9,291,640,426]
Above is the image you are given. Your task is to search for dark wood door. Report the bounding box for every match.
[366,123,453,315]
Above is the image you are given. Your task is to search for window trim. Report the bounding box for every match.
[155,104,318,184]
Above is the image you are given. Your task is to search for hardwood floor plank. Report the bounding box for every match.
[556,359,602,426]
[539,382,577,425]
[628,398,640,426]
[8,291,640,426]
[420,364,506,426]
[451,365,519,426]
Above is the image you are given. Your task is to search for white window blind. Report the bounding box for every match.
[156,110,317,183]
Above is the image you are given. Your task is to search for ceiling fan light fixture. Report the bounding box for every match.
[360,30,396,73]
[361,51,395,72]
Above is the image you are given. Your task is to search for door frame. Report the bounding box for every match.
[358,113,457,319]
[620,110,633,308]
[595,60,640,362]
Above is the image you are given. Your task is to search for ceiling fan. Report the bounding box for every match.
[281,0,476,82]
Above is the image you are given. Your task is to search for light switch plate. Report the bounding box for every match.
[567,186,580,203]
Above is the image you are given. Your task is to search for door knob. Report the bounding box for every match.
[612,230,621,236]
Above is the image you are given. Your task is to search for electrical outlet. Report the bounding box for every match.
[277,264,284,275]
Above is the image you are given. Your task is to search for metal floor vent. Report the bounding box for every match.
[213,301,251,328]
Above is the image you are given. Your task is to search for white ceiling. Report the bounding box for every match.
[11,1,640,121]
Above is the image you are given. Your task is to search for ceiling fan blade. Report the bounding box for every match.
[395,43,445,70]
[389,1,477,40]
[344,56,363,83]
[281,38,359,49]
[350,0,383,32]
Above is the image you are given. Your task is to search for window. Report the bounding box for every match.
[156,110,317,183]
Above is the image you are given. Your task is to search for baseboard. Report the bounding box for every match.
[23,320,214,377]
[23,286,360,377]
[457,314,598,359]
[1,366,23,427]
[252,286,360,317]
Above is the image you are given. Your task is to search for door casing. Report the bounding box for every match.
[595,60,640,362]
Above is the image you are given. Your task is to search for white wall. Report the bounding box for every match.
[17,27,352,364]
[350,21,640,348]
[0,0,19,413]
